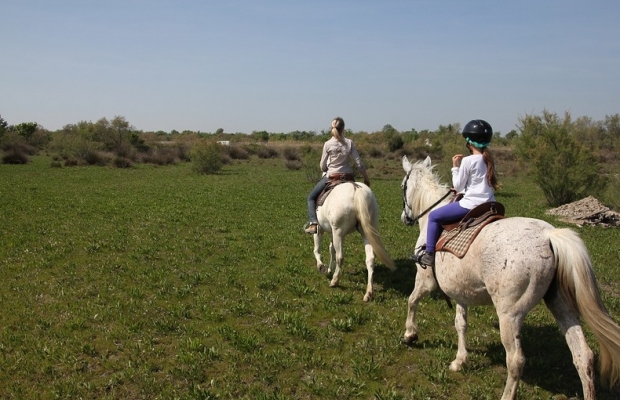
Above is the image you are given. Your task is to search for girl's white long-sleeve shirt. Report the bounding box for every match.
[451,154,495,209]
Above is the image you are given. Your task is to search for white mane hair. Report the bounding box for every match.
[405,156,450,215]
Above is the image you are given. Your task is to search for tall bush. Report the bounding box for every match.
[515,111,607,206]
[191,142,224,174]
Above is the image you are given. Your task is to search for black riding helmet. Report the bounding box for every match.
[462,119,493,147]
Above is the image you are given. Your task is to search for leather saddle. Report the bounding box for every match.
[435,201,505,258]
[317,173,355,207]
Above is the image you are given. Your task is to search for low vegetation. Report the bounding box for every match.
[1,110,619,209]
[0,152,619,399]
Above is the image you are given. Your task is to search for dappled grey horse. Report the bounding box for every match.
[400,155,620,400]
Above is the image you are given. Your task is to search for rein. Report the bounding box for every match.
[403,177,454,226]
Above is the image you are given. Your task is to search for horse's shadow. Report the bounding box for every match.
[487,324,618,398]
[374,257,419,297]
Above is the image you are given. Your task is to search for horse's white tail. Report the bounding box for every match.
[548,228,620,388]
[353,184,395,271]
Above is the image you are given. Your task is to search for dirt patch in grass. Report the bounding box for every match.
[546,196,620,227]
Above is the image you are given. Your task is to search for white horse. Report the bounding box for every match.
[400,155,620,400]
[312,181,395,302]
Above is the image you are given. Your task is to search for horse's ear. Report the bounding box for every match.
[402,155,411,171]
[423,156,432,168]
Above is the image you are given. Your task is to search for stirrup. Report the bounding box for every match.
[412,246,429,269]
[303,222,318,234]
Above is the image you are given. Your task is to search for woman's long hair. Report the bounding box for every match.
[331,117,346,144]
[481,147,499,190]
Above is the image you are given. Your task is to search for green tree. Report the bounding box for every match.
[603,113,620,150]
[382,124,398,139]
[0,114,8,139]
[49,121,104,161]
[252,130,269,142]
[515,110,607,206]
[13,122,38,141]
[505,130,518,141]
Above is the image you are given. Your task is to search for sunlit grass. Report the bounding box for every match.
[0,156,618,399]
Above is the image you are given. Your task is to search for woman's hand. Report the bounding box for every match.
[452,154,463,168]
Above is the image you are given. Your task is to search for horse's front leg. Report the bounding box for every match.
[404,266,436,343]
[313,230,328,274]
[449,303,469,371]
[329,231,344,288]
[362,236,375,302]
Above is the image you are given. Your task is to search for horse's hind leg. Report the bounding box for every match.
[362,235,375,302]
[545,290,595,400]
[329,231,344,288]
[449,303,469,371]
[497,313,526,400]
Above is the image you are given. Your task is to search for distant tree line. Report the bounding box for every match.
[1,110,619,206]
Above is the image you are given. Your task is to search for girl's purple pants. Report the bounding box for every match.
[426,202,469,253]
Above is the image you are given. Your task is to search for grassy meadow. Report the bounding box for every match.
[1,155,619,400]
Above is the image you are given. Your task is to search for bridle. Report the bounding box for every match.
[402,169,454,226]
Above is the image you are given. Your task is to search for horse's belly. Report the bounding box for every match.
[436,256,493,305]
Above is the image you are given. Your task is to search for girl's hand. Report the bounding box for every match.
[452,154,463,168]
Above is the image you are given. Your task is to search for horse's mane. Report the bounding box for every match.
[409,160,450,215]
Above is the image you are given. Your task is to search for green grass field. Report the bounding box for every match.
[1,156,619,399]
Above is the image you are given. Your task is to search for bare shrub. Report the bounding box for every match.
[285,159,303,170]
[114,157,133,168]
[282,146,300,161]
[226,145,250,160]
[1,139,37,164]
[84,150,109,166]
[2,148,29,164]
[174,144,191,162]
[241,143,259,156]
[142,146,179,165]
[114,143,137,161]
[256,145,280,159]
[366,146,384,158]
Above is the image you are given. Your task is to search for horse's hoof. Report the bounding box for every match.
[363,293,373,302]
[402,334,418,345]
[329,280,338,287]
[449,361,462,372]
[317,264,328,274]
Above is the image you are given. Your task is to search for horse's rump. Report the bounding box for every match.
[317,174,355,207]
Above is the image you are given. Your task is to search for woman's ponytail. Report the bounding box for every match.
[482,148,499,190]
[331,117,345,144]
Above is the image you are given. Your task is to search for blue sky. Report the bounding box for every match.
[2,0,619,135]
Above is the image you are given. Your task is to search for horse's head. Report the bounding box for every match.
[401,155,442,226]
